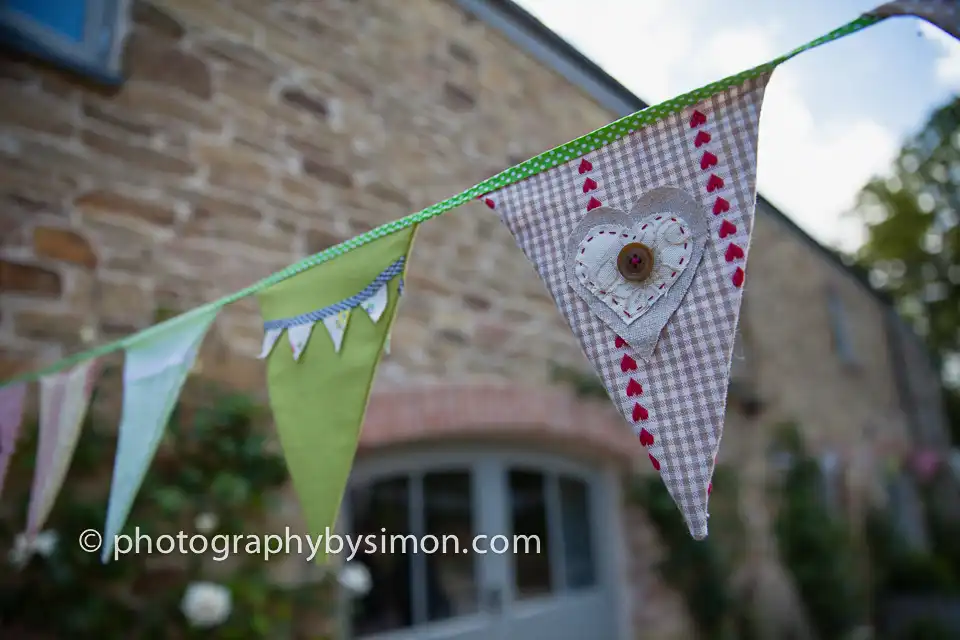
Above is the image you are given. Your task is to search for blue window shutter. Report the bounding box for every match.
[7,0,87,42]
[0,0,129,84]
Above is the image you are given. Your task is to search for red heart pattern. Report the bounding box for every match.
[725,242,744,262]
[484,198,495,209]
[694,130,711,147]
[706,174,725,192]
[582,177,598,193]
[718,219,736,239]
[615,335,626,349]
[732,266,745,288]
[689,110,707,128]
[620,354,637,372]
[578,158,593,174]
[712,197,730,215]
[632,403,649,422]
[648,453,661,471]
[626,379,643,397]
[700,151,718,170]
[639,428,654,447]
[586,196,602,211]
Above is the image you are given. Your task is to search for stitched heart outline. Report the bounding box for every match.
[565,187,710,361]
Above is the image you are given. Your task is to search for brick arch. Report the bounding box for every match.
[360,385,640,466]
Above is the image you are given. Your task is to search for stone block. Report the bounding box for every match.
[124,31,212,99]
[81,130,195,176]
[33,227,98,269]
[0,260,61,297]
[97,280,153,328]
[14,310,89,344]
[75,190,178,226]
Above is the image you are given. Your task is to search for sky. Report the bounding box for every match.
[513,0,960,254]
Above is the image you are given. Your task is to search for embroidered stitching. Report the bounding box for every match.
[689,111,744,288]
[264,258,406,330]
[615,336,658,471]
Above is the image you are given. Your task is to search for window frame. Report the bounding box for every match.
[825,284,859,368]
[0,0,131,84]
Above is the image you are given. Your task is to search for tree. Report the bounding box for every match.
[850,97,960,443]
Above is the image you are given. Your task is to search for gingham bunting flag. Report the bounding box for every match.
[868,0,960,40]
[488,76,771,539]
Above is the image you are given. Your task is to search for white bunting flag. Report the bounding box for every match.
[258,327,283,360]
[287,323,315,361]
[321,310,351,353]
[26,359,100,536]
[102,309,218,561]
[360,286,389,324]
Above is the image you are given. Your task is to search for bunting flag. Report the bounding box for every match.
[257,226,416,564]
[101,309,219,561]
[487,77,770,539]
[25,359,100,536]
[0,382,27,498]
[0,4,956,542]
[869,0,960,39]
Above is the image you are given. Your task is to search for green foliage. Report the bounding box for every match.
[850,96,960,441]
[0,383,336,639]
[630,467,751,640]
[772,423,866,640]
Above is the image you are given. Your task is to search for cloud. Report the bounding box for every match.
[758,69,899,252]
[513,0,899,250]
[919,22,960,91]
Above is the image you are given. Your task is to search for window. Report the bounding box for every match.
[826,286,857,366]
[0,0,130,83]
[348,472,479,636]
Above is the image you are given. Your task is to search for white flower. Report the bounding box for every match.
[338,561,372,597]
[32,530,58,557]
[7,530,59,567]
[180,581,232,629]
[7,534,31,568]
[194,512,218,534]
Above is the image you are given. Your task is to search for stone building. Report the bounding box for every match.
[0,0,947,638]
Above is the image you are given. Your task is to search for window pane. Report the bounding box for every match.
[423,471,477,621]
[350,476,413,636]
[508,470,552,598]
[558,476,596,589]
[8,0,87,42]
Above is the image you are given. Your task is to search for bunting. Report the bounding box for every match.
[101,309,219,561]
[257,228,415,564]
[0,3,955,542]
[0,383,27,498]
[25,359,100,536]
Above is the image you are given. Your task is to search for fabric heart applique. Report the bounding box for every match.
[574,216,693,325]
[565,187,710,360]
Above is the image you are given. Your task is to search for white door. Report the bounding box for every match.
[343,448,621,640]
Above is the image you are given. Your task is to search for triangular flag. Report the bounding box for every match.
[868,1,960,40]
[360,285,389,324]
[288,323,315,361]
[0,382,27,498]
[321,309,351,353]
[102,308,218,561]
[258,327,283,360]
[26,359,100,536]
[257,228,415,564]
[488,76,770,538]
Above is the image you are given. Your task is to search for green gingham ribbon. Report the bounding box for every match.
[0,14,883,386]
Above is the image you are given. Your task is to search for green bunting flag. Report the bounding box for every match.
[256,226,417,563]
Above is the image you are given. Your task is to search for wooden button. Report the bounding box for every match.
[617,242,654,282]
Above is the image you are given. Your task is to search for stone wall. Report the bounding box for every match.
[0,0,930,638]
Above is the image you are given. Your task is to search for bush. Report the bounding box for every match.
[0,382,336,639]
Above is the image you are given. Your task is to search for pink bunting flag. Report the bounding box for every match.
[0,382,28,498]
[26,359,100,536]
